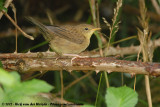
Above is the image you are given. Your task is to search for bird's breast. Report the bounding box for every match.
[49,36,90,54]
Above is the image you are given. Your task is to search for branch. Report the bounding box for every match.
[0,52,160,76]
[1,10,34,40]
[0,27,37,38]
[151,0,160,15]
[123,5,160,22]
[0,0,13,19]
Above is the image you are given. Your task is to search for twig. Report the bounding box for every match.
[102,0,123,89]
[1,10,34,40]
[56,71,93,96]
[10,3,18,53]
[60,70,63,107]
[145,75,152,107]
[151,0,160,15]
[102,0,122,56]
[104,71,109,88]
[123,5,160,22]
[0,27,37,38]
[95,1,103,56]
[95,73,102,106]
[137,0,153,106]
[134,76,136,91]
[46,9,54,25]
[89,0,97,26]
[0,0,13,19]
[70,72,87,91]
[121,73,124,86]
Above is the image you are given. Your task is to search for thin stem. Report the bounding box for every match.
[150,0,160,15]
[121,73,124,86]
[145,75,152,107]
[104,72,109,88]
[65,71,92,92]
[46,10,54,25]
[10,3,18,53]
[95,73,102,107]
[56,71,93,96]
[1,10,34,40]
[0,0,13,19]
[134,75,136,91]
[60,70,64,107]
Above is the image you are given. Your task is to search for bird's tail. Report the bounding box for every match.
[26,17,50,41]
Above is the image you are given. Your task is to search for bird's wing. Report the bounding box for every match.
[46,25,85,44]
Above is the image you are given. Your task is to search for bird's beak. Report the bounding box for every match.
[91,28,101,31]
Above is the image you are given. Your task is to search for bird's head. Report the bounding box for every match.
[76,24,101,39]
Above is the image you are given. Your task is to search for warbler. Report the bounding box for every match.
[27,17,101,55]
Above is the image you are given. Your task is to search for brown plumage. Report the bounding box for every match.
[27,17,101,55]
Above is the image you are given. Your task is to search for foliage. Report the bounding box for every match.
[0,61,3,68]
[0,68,54,103]
[0,0,7,12]
[105,86,138,107]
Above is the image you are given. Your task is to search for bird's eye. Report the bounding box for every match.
[85,28,88,30]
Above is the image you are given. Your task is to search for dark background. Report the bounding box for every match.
[0,0,160,106]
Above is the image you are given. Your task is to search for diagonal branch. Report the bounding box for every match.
[1,10,34,40]
[0,0,13,19]
[151,0,160,15]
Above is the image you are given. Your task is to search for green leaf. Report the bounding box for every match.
[2,79,54,103]
[0,7,7,12]
[105,86,138,107]
[0,0,4,5]
[17,95,51,103]
[0,68,15,87]
[0,0,7,12]
[20,79,54,95]
[0,61,3,68]
[0,69,54,103]
[81,105,95,107]
[0,87,4,101]
[10,71,21,83]
[158,0,160,5]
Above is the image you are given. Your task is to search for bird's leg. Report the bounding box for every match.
[54,52,63,63]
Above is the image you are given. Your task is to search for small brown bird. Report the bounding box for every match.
[27,17,101,55]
